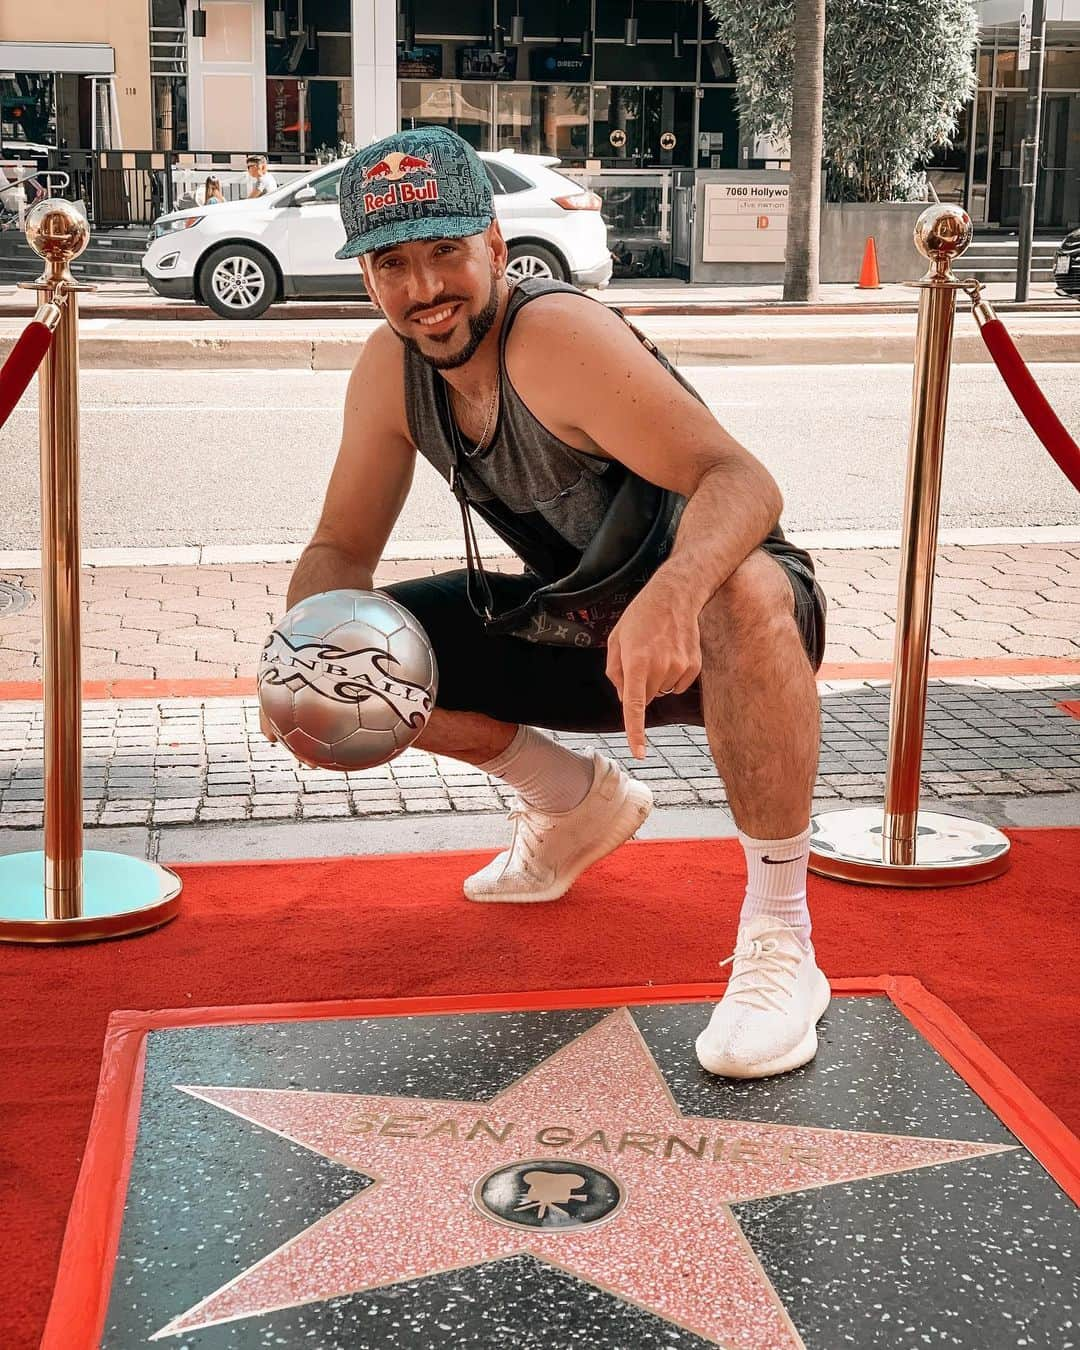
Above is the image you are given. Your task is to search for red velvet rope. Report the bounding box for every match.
[0,320,54,432]
[978,317,1080,494]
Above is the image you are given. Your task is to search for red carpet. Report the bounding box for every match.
[3,828,1078,1349]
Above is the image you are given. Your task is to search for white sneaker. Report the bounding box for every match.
[695,915,831,1079]
[463,751,652,903]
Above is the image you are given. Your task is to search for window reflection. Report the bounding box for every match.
[597,183,670,277]
[0,74,56,147]
[496,86,589,160]
[400,81,492,150]
[1045,49,1080,88]
[266,78,352,157]
[994,49,1022,89]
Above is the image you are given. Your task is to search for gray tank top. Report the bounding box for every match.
[403,278,812,582]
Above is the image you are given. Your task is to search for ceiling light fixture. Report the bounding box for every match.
[624,0,638,47]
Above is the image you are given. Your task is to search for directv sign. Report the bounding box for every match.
[528,49,591,81]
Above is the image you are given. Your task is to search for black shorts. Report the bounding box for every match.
[380,554,826,734]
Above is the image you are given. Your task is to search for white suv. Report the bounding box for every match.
[142,150,611,318]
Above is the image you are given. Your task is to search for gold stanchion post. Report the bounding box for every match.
[0,199,182,942]
[808,205,1011,887]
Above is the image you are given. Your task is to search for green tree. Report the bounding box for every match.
[706,0,977,202]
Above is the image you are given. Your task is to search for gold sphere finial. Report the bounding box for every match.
[25,198,91,264]
[913,204,973,264]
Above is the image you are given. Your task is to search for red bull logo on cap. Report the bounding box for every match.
[362,151,439,214]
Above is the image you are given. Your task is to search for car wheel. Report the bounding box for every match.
[198,244,278,319]
[505,242,567,284]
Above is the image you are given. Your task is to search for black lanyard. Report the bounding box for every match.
[440,380,498,622]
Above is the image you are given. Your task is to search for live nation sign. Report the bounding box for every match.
[702,181,789,263]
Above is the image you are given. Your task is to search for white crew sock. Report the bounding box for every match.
[737,827,813,949]
[477,725,596,814]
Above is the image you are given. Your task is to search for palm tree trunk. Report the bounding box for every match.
[783,0,826,302]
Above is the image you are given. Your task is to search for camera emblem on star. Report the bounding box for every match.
[473,1159,624,1232]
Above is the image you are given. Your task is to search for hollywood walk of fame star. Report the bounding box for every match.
[152,1008,1014,1348]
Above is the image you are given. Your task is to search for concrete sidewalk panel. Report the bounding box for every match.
[71,334,318,369]
[14,792,1071,866]
[154,805,740,864]
[0,824,151,859]
[312,337,364,370]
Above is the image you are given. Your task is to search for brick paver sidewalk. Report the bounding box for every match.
[1,675,1077,831]
[1,543,1080,682]
[2,540,1078,833]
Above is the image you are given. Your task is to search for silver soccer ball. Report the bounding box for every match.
[258,590,437,772]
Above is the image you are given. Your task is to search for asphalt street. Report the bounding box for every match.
[1,362,1078,551]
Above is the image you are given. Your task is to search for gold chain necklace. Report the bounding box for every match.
[454,377,499,456]
[452,282,512,454]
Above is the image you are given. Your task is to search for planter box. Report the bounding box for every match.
[821,201,927,284]
[685,178,929,286]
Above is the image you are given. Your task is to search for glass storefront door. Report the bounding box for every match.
[1038,95,1075,228]
[968,90,991,225]
[989,93,1024,226]
[591,85,694,165]
[988,90,1074,230]
[267,78,303,155]
[308,80,348,155]
[266,78,351,158]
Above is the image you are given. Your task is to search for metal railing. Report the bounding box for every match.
[808,204,1011,887]
[0,149,331,229]
[0,170,70,233]
[0,199,183,942]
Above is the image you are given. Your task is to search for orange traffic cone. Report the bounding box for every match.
[857,236,881,289]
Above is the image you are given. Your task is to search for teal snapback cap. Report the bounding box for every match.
[335,127,494,260]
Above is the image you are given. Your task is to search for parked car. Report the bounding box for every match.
[1054,227,1080,298]
[142,150,611,318]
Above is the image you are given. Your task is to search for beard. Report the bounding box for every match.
[396,270,501,371]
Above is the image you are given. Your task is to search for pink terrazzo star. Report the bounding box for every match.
[152,1008,1013,1347]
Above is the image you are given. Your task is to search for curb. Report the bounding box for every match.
[4,525,1080,571]
[3,658,1079,703]
[665,329,1080,367]
[3,327,1080,369]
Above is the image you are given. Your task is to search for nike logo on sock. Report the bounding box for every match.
[761,854,806,865]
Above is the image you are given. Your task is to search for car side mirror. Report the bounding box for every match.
[292,186,317,204]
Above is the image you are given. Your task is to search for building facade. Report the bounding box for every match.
[1,0,1077,234]
[0,0,153,151]
[1,2,748,169]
